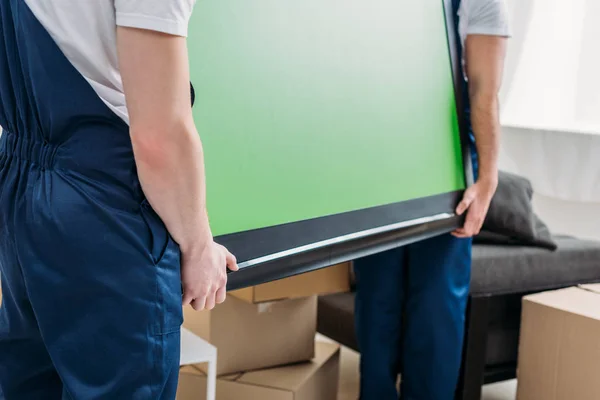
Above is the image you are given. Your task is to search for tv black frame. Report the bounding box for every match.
[221,0,473,290]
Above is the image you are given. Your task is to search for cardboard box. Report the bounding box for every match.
[517,284,600,400]
[177,342,340,400]
[230,262,350,304]
[183,295,317,375]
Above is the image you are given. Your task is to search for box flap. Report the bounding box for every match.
[579,283,600,295]
[229,287,256,303]
[230,263,350,304]
[220,373,244,382]
[524,287,600,321]
[185,366,243,382]
[254,264,350,303]
[235,342,340,391]
[180,365,204,376]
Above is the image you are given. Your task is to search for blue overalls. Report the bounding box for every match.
[354,1,476,398]
[0,1,183,398]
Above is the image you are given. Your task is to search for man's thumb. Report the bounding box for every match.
[456,188,476,215]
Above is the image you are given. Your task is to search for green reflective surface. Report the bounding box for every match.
[188,0,464,236]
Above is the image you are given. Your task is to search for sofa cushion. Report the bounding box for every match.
[471,236,600,296]
[477,171,556,250]
[475,213,556,250]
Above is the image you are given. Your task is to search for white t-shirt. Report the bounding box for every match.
[25,0,196,124]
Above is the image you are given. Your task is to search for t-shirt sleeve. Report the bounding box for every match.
[115,0,196,37]
[466,0,511,38]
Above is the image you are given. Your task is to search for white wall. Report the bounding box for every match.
[532,195,600,241]
[499,0,600,242]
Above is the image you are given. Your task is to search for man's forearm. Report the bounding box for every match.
[131,119,212,254]
[117,27,212,254]
[470,92,500,183]
[465,34,507,185]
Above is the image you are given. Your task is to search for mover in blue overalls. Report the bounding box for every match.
[354,1,509,399]
[0,1,236,398]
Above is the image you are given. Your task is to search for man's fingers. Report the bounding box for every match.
[182,291,194,306]
[226,251,239,272]
[452,228,466,236]
[461,212,484,237]
[205,291,216,311]
[182,286,195,305]
[215,286,227,304]
[454,181,493,236]
[456,195,474,215]
[455,200,469,216]
[456,187,477,215]
[191,296,207,311]
[462,221,476,237]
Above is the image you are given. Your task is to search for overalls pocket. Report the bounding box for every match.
[140,199,184,335]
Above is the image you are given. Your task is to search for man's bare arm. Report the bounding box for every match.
[118,28,207,252]
[467,34,506,183]
[454,34,507,237]
[116,27,237,310]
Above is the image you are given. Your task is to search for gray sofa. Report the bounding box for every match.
[317,236,600,400]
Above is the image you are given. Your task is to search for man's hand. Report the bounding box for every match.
[452,178,497,238]
[181,240,239,311]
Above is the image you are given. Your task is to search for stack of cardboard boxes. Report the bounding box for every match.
[177,263,351,400]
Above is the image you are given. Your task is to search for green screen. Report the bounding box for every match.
[188,0,464,236]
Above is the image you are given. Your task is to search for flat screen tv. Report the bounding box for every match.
[187,0,473,289]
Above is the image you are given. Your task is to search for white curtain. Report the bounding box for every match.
[499,0,600,203]
[502,0,600,131]
[499,0,600,240]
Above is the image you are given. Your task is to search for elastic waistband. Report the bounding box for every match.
[0,131,57,170]
[0,122,137,172]
[0,128,144,204]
